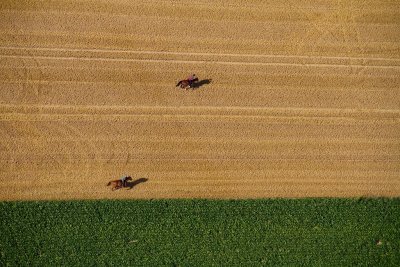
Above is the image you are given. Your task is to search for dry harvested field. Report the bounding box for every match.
[0,0,399,200]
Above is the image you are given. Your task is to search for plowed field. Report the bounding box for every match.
[1,0,399,200]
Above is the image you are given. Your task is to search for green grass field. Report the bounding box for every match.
[1,198,399,266]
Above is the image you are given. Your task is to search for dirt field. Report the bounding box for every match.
[1,0,399,200]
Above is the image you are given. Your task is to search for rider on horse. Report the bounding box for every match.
[120,175,128,187]
[187,74,196,88]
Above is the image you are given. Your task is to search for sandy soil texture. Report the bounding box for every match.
[1,0,399,200]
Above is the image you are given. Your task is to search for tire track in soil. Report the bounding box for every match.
[1,46,399,65]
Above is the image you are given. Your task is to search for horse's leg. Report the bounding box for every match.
[117,181,124,190]
[111,182,120,191]
[182,81,189,89]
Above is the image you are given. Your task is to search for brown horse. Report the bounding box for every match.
[176,78,199,90]
[107,176,132,191]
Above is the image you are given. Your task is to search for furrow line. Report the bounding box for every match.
[1,104,399,119]
[1,46,399,68]
[1,46,399,62]
[3,54,399,69]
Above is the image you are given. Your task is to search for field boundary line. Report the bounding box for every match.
[2,1,394,11]
[0,104,399,120]
[3,55,399,69]
[2,46,400,61]
[1,46,399,69]
[1,156,398,162]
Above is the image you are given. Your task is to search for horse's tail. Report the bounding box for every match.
[107,181,111,186]
[176,81,182,87]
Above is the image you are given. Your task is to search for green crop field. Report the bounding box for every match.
[1,198,399,266]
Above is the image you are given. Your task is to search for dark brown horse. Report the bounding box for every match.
[107,176,132,191]
[176,78,199,90]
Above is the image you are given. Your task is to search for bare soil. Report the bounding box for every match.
[1,0,399,200]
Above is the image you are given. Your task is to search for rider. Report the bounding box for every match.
[187,74,196,88]
[120,175,128,187]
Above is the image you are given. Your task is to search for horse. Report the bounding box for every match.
[176,78,199,90]
[107,176,132,191]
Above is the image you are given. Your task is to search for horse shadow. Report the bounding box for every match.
[125,178,148,190]
[192,79,212,89]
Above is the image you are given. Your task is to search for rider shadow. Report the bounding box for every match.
[192,79,212,89]
[126,178,148,190]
